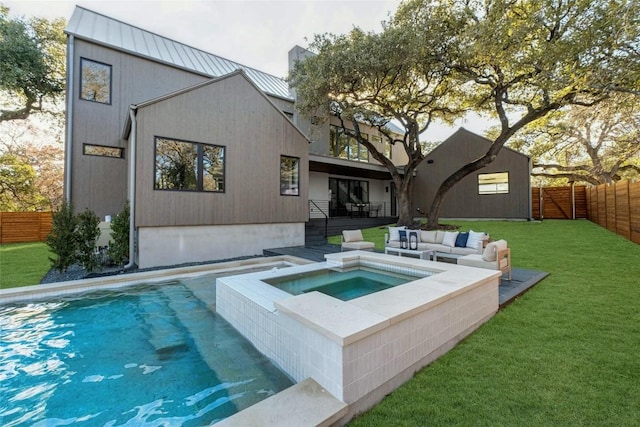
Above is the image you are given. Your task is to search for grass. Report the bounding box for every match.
[338,220,640,426]
[0,242,51,288]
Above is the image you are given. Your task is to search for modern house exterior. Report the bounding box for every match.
[63,7,407,268]
[64,7,532,268]
[413,128,532,220]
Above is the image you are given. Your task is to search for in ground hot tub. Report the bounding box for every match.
[264,265,433,301]
[216,251,500,423]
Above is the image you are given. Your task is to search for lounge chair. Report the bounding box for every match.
[341,229,375,251]
[458,239,512,280]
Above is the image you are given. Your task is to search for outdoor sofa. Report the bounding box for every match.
[385,226,487,258]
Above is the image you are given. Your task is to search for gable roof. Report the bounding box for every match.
[122,69,309,142]
[65,6,291,100]
[428,127,530,159]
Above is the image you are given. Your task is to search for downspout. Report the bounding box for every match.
[64,35,75,202]
[124,106,137,269]
[571,181,576,220]
[528,156,534,221]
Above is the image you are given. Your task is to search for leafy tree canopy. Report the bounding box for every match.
[289,11,465,225]
[507,94,640,185]
[0,5,66,122]
[0,152,47,211]
[400,0,640,226]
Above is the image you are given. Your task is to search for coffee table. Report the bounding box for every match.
[384,246,435,260]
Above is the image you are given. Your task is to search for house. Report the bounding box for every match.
[413,128,532,220]
[63,7,406,268]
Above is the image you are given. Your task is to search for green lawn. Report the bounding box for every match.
[0,242,51,288]
[339,220,640,426]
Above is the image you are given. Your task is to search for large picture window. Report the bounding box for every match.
[478,172,509,194]
[80,58,112,104]
[280,155,300,196]
[155,137,225,192]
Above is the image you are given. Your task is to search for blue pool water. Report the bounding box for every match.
[265,267,424,301]
[0,278,293,426]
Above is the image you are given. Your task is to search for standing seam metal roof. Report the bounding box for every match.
[65,6,292,100]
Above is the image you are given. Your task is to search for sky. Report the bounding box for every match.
[4,0,492,141]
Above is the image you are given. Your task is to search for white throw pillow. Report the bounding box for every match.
[442,231,459,247]
[483,239,508,261]
[388,226,405,241]
[343,229,364,243]
[482,241,498,262]
[421,230,437,243]
[435,230,446,244]
[466,230,485,249]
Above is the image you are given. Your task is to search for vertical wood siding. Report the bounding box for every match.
[134,72,309,227]
[0,212,52,244]
[414,129,531,219]
[70,41,210,219]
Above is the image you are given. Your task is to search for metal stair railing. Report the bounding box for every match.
[308,200,329,238]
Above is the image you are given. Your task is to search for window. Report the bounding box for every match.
[80,58,112,104]
[280,156,300,196]
[373,135,391,159]
[329,126,349,159]
[329,125,369,162]
[478,172,509,194]
[83,144,123,158]
[154,137,224,192]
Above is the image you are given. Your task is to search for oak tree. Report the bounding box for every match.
[290,21,462,226]
[512,95,640,185]
[406,0,640,228]
[0,5,65,122]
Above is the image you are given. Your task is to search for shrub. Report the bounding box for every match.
[108,201,130,268]
[46,200,77,272]
[76,208,101,273]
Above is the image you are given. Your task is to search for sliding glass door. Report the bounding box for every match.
[329,178,369,217]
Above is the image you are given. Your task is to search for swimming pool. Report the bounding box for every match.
[264,266,425,301]
[0,276,293,426]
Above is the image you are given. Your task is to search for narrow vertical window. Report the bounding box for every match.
[80,58,112,104]
[280,155,300,196]
[202,145,225,192]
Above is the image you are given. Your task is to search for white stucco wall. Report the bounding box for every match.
[309,171,330,201]
[137,223,305,269]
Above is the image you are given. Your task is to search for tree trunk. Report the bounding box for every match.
[394,175,415,227]
[425,154,500,229]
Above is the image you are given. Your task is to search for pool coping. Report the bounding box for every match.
[0,255,312,304]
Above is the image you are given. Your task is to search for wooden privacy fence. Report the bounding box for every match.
[0,212,53,244]
[585,181,640,245]
[532,185,588,220]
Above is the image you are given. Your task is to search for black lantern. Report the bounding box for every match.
[409,231,419,250]
[399,230,408,249]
